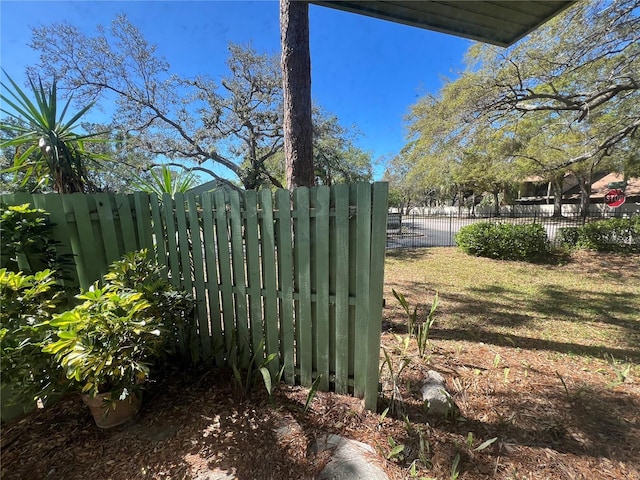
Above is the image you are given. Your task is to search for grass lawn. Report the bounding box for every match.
[2,247,639,480]
[384,248,640,364]
[381,247,640,479]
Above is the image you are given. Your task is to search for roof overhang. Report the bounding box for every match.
[308,1,576,47]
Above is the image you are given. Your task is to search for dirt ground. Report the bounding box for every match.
[2,252,639,480]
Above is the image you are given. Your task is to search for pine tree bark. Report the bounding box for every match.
[280,0,314,189]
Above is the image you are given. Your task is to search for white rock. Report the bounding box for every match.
[421,370,456,417]
[313,433,389,480]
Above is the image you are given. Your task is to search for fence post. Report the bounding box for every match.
[364,182,388,410]
[353,183,372,399]
[449,213,453,246]
[332,184,350,394]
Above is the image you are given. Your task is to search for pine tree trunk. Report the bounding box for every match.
[280,0,314,189]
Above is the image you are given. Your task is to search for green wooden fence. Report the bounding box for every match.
[0,182,388,409]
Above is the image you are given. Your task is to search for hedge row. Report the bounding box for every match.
[558,217,640,253]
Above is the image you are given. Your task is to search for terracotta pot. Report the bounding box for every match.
[81,391,141,428]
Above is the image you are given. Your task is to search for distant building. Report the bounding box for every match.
[517,173,640,205]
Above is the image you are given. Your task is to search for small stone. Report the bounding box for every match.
[313,434,389,480]
[421,370,456,417]
[193,468,237,480]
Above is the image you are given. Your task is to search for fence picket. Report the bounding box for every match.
[174,193,191,286]
[95,193,121,265]
[134,193,154,252]
[259,190,280,377]
[228,191,250,367]
[275,189,295,384]
[162,194,181,287]
[293,188,313,386]
[332,184,350,394]
[201,193,223,364]
[64,194,101,289]
[214,191,236,364]
[187,193,211,361]
[31,194,78,289]
[161,194,186,354]
[116,195,137,254]
[149,193,167,268]
[365,182,389,409]
[353,183,372,398]
[313,186,331,391]
[244,191,264,360]
[174,193,199,361]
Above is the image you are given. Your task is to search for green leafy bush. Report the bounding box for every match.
[0,203,74,279]
[557,226,580,248]
[44,250,194,400]
[0,203,75,410]
[0,269,65,405]
[1,246,194,415]
[455,222,550,261]
[103,249,195,359]
[44,287,164,399]
[566,217,640,253]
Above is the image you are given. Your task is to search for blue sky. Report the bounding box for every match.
[1,0,473,179]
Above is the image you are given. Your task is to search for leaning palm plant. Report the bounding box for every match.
[0,70,108,193]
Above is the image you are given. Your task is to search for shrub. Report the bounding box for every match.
[44,287,165,399]
[0,204,77,409]
[559,217,639,253]
[0,203,74,280]
[455,222,550,261]
[557,226,580,248]
[0,269,66,405]
[43,249,194,400]
[103,249,195,360]
[1,248,194,410]
[576,217,640,252]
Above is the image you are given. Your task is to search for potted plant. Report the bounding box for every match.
[44,281,166,428]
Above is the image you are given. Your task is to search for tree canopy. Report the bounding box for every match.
[394,0,639,214]
[25,13,370,191]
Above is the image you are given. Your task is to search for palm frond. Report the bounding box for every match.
[0,69,111,193]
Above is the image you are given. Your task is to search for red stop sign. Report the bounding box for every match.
[604,189,626,208]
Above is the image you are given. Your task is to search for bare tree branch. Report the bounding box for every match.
[550,118,640,171]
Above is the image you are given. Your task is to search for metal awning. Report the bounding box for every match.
[309,1,576,47]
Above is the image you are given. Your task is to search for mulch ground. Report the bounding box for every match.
[1,368,397,480]
[3,337,638,480]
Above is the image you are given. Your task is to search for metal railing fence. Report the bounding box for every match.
[386,211,638,249]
